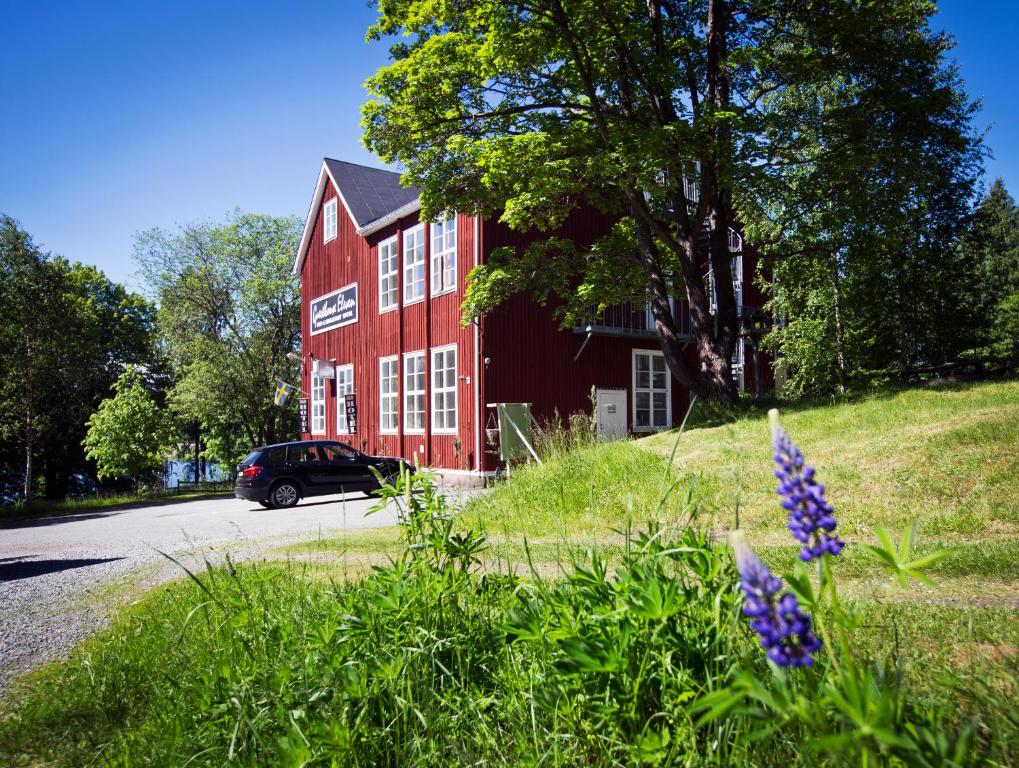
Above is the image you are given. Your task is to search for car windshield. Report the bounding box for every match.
[240,450,262,466]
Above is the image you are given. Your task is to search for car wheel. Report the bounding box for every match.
[257,500,272,509]
[270,481,300,509]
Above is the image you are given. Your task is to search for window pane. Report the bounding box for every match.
[430,346,456,431]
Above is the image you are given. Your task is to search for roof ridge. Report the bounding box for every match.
[322,157,402,177]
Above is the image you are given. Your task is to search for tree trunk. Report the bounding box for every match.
[23,345,34,501]
[632,207,739,404]
[830,255,848,393]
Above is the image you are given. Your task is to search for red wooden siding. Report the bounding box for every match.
[478,207,693,472]
[298,164,772,475]
[299,179,480,471]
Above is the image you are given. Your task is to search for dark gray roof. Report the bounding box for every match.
[324,158,420,228]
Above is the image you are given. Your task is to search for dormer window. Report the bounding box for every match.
[323,198,338,243]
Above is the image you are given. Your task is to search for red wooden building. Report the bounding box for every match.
[294,158,769,481]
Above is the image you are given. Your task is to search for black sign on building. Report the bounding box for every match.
[298,397,309,434]
[344,393,357,432]
[310,283,358,335]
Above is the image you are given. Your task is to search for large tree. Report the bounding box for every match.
[959,180,1019,338]
[0,216,62,500]
[0,216,154,499]
[362,0,972,402]
[136,212,302,465]
[748,48,983,392]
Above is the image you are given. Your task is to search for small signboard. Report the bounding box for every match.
[310,282,358,335]
[344,393,357,432]
[298,397,309,434]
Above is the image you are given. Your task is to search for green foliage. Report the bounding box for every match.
[859,520,954,589]
[3,469,1017,765]
[0,215,155,500]
[991,293,1019,356]
[749,24,985,393]
[362,0,983,402]
[959,179,1019,340]
[136,212,302,466]
[83,367,176,485]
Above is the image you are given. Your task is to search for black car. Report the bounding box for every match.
[234,440,413,508]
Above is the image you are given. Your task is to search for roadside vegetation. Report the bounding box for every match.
[0,487,233,523]
[469,380,1019,543]
[1,480,1016,765]
[3,381,1019,765]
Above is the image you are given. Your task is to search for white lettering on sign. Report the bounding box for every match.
[310,283,358,335]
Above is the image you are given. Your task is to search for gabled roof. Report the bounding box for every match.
[293,158,422,275]
[324,159,420,229]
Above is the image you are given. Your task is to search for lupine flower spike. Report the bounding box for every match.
[769,409,845,562]
[732,532,822,667]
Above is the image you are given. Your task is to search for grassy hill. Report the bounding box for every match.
[466,379,1019,545]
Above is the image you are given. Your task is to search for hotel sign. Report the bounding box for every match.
[310,283,358,335]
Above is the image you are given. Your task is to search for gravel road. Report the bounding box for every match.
[0,492,400,695]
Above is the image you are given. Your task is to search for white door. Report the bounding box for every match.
[595,389,627,441]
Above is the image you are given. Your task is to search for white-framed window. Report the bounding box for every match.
[431,345,457,433]
[379,356,399,434]
[378,236,398,312]
[335,364,354,434]
[632,350,670,431]
[323,198,337,243]
[430,217,457,295]
[403,224,425,304]
[311,373,326,435]
[403,351,426,434]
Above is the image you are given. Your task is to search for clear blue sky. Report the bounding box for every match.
[1,1,1016,288]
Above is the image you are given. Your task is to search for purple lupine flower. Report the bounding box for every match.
[769,409,845,562]
[733,534,822,667]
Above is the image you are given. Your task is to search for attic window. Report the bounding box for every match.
[323,198,338,243]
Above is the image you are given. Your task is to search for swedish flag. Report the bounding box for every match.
[273,381,295,407]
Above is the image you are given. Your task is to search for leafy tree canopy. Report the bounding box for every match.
[0,215,156,499]
[83,366,176,486]
[362,0,976,402]
[136,212,302,466]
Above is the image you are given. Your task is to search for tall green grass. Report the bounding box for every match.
[465,439,692,540]
[642,380,1019,538]
[3,471,1018,766]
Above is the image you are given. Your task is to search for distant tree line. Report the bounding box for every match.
[761,176,1019,395]
[0,212,301,503]
[0,216,156,500]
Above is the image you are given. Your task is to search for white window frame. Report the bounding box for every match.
[379,356,399,434]
[323,198,337,243]
[631,349,671,432]
[430,218,457,296]
[310,373,326,435]
[430,344,458,434]
[378,235,398,312]
[335,364,354,435]
[403,223,426,305]
[403,351,426,434]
